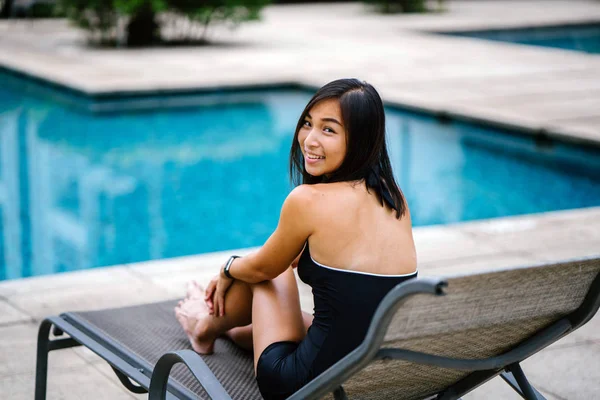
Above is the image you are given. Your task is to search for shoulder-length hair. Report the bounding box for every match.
[289,78,407,218]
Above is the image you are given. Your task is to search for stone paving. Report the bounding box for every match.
[1,1,600,399]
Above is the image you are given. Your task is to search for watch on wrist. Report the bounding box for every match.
[223,255,240,279]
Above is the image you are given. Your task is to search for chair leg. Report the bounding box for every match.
[333,385,348,400]
[501,364,546,400]
[35,320,53,400]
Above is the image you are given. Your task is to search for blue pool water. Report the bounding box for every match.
[445,23,600,54]
[1,71,600,280]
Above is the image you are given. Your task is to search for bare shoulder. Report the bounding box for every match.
[281,184,321,220]
[312,181,357,196]
[286,184,321,206]
[285,183,348,215]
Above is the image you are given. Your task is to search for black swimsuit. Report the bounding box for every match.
[255,243,417,400]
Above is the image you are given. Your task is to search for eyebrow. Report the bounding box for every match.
[306,113,343,127]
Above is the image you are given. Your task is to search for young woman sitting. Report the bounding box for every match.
[175,78,418,400]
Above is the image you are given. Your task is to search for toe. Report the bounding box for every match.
[186,282,194,298]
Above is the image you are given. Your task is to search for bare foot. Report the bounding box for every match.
[175,286,215,354]
[185,280,204,300]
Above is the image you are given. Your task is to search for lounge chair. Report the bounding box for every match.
[36,255,600,400]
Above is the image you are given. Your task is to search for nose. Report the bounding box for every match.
[304,127,320,149]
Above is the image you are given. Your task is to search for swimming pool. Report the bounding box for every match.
[1,70,600,280]
[442,23,600,54]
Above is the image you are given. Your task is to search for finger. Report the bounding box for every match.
[218,292,225,317]
[205,287,213,301]
[206,285,216,309]
[205,281,216,300]
[204,280,213,297]
[206,296,214,313]
[213,292,220,317]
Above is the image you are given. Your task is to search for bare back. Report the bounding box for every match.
[306,181,417,275]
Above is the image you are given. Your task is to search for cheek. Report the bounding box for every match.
[297,131,307,148]
[332,137,347,161]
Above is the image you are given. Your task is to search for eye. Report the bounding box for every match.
[323,127,335,134]
[303,120,311,128]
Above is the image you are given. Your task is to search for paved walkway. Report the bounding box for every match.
[1,1,599,399]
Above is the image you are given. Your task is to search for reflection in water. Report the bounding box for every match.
[0,110,23,280]
[1,74,600,280]
[0,86,312,280]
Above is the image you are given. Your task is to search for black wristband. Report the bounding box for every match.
[223,255,240,279]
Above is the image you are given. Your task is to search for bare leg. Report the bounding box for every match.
[250,267,306,371]
[225,325,254,351]
[225,311,313,352]
[175,267,310,370]
[175,279,253,354]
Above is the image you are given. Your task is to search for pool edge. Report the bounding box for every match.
[1,63,599,148]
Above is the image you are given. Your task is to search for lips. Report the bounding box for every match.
[305,152,324,165]
[305,151,325,160]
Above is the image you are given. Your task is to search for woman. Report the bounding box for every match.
[175,78,418,400]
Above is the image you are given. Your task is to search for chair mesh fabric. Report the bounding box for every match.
[70,300,262,400]
[65,258,598,400]
[341,258,600,400]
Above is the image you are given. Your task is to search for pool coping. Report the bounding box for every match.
[1,205,599,293]
[426,19,600,35]
[2,63,599,150]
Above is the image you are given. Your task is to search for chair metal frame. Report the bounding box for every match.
[35,268,600,400]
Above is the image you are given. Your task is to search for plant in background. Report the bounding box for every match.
[59,0,270,47]
[159,0,268,43]
[365,0,446,14]
[115,0,161,46]
[0,0,13,18]
[60,0,122,45]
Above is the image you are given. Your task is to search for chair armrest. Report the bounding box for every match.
[149,349,232,400]
[288,277,447,400]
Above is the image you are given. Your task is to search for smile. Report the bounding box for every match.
[305,152,325,160]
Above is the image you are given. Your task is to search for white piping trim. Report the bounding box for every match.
[309,255,418,278]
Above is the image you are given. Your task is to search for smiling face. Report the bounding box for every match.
[298,98,347,177]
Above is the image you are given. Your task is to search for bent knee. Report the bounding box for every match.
[250,267,295,291]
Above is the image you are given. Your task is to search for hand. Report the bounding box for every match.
[204,275,218,315]
[204,268,233,317]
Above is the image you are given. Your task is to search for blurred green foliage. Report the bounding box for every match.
[29,2,67,18]
[59,0,270,46]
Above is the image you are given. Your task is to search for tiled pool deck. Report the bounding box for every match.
[1,0,600,398]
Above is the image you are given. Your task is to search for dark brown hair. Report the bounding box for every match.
[289,78,407,218]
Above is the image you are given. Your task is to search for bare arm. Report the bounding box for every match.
[226,185,316,283]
